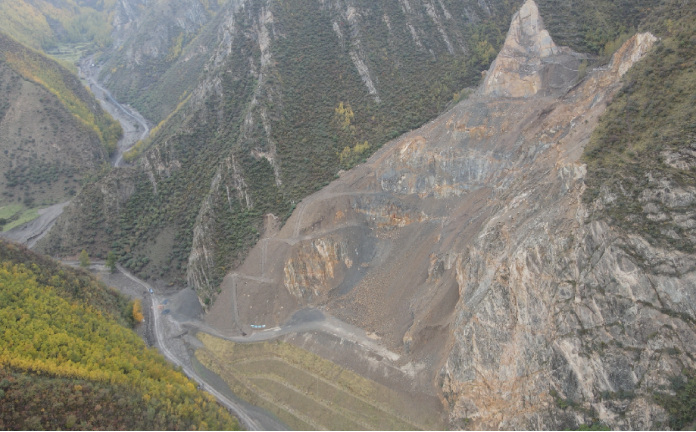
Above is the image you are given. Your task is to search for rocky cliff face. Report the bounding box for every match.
[206,1,695,428]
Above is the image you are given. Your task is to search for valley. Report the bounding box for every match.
[0,54,150,250]
[78,56,150,168]
[1,0,696,430]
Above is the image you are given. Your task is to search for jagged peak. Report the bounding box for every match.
[503,0,557,58]
[483,0,574,98]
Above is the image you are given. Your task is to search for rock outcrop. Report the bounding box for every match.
[483,0,580,98]
[205,1,693,428]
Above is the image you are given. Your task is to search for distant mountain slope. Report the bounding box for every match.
[0,240,239,430]
[99,0,232,123]
[0,0,115,51]
[0,32,121,228]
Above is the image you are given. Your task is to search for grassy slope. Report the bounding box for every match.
[0,240,239,430]
[582,0,696,253]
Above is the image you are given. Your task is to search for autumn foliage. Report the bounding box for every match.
[0,241,239,430]
[133,299,144,324]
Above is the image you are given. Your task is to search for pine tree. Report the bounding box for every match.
[105,251,116,273]
[79,250,90,268]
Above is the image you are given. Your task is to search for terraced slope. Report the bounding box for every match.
[195,333,443,430]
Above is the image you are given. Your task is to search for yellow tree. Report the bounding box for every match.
[79,250,90,268]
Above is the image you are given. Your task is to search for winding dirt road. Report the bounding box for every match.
[115,265,265,431]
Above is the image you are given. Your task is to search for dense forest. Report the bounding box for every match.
[0,240,239,430]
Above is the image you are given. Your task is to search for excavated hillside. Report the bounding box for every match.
[203,1,696,429]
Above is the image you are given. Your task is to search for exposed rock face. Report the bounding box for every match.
[483,0,579,98]
[206,2,694,428]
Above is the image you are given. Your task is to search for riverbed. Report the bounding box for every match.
[79,56,151,167]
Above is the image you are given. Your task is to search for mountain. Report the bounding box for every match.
[4,0,696,429]
[0,32,121,233]
[193,0,694,429]
[0,0,116,52]
[39,0,666,305]
[0,239,239,430]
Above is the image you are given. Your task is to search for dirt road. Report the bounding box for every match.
[114,265,269,431]
[0,202,70,248]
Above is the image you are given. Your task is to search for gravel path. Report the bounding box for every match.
[0,201,70,248]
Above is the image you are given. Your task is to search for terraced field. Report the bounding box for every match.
[195,333,442,430]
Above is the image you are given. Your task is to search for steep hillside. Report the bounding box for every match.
[0,32,121,232]
[41,0,522,296]
[0,239,239,430]
[99,0,233,123]
[41,0,668,307]
[190,0,694,429]
[0,0,116,51]
[583,1,696,255]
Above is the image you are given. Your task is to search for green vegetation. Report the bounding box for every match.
[582,0,696,253]
[0,205,25,231]
[0,0,115,51]
[0,32,122,155]
[105,250,116,273]
[0,205,23,221]
[4,161,79,188]
[536,0,661,55]
[79,249,90,268]
[655,370,696,431]
[2,207,39,232]
[0,240,239,430]
[195,333,442,430]
[576,423,611,431]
